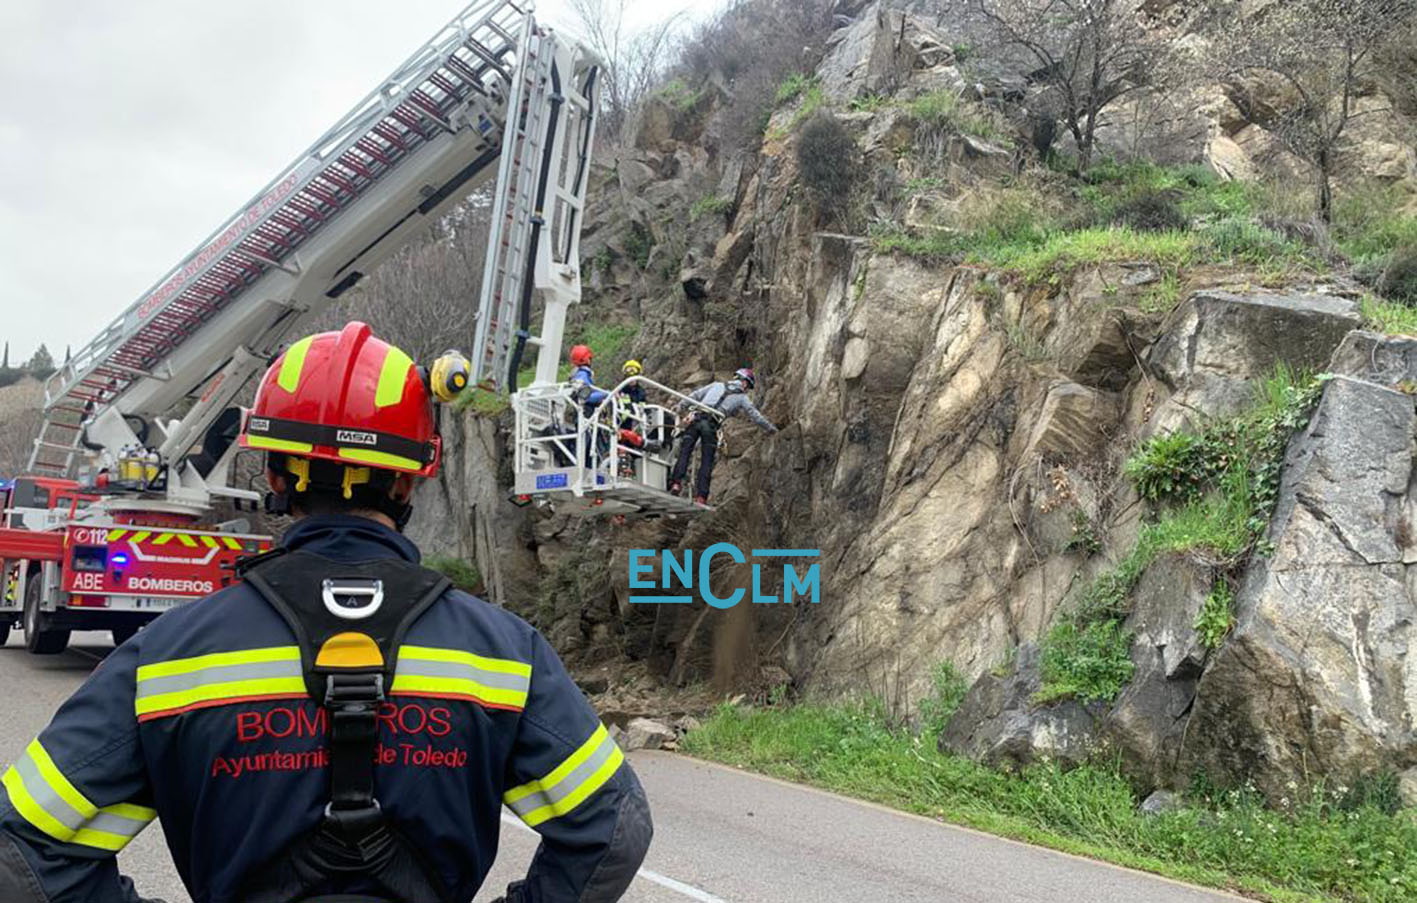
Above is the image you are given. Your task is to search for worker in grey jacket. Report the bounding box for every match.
[669,368,777,504]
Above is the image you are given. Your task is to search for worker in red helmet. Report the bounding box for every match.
[567,343,611,466]
[0,322,652,903]
[568,343,608,412]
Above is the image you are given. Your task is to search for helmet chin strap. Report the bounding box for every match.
[374,493,415,532]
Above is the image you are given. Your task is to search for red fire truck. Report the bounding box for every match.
[0,0,603,652]
[0,476,268,652]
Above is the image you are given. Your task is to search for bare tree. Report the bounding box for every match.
[1215,0,1417,223]
[0,378,43,476]
[567,0,683,139]
[949,0,1175,173]
[674,0,836,152]
[309,194,492,363]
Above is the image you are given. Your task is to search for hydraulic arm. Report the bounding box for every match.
[27,0,599,517]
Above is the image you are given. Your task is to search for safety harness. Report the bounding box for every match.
[235,549,453,903]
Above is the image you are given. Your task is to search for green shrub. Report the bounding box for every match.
[1128,365,1324,543]
[775,72,815,105]
[567,322,638,366]
[917,661,969,738]
[797,112,857,207]
[657,78,705,112]
[690,195,735,221]
[1378,244,1417,306]
[1194,579,1235,649]
[1037,621,1135,704]
[1065,509,1102,555]
[425,556,481,593]
[1125,432,1217,501]
[624,222,653,270]
[848,92,888,112]
[1139,270,1184,314]
[1331,181,1417,263]
[1112,190,1188,233]
[767,80,825,138]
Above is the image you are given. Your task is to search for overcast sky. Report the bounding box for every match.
[0,0,694,364]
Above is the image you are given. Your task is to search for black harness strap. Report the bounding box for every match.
[238,551,454,903]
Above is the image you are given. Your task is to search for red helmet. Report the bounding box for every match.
[570,344,594,367]
[240,322,440,477]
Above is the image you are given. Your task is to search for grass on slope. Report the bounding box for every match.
[684,700,1417,903]
[874,161,1417,297]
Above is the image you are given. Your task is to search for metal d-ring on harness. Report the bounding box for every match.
[235,549,454,903]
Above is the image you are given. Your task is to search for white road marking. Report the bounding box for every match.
[499,811,728,902]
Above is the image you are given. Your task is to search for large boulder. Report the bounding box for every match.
[1104,556,1210,790]
[1019,381,1123,462]
[1181,374,1417,798]
[1145,290,1361,433]
[818,3,956,103]
[1330,330,1417,385]
[940,644,1103,769]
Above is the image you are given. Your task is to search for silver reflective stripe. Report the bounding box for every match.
[395,658,530,693]
[13,754,85,832]
[134,659,304,701]
[3,740,154,851]
[86,808,151,838]
[505,732,619,820]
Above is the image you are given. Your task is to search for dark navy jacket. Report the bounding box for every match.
[0,516,650,903]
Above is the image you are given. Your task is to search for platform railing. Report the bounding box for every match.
[511,376,720,502]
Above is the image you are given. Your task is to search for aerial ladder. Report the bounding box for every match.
[0,0,634,654]
[472,46,716,516]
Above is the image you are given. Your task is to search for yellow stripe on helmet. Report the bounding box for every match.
[336,447,423,472]
[244,435,315,455]
[375,346,415,408]
[276,336,315,394]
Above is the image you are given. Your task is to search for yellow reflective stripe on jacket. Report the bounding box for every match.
[132,643,531,720]
[1,739,155,852]
[504,723,624,827]
[134,646,306,721]
[391,645,531,711]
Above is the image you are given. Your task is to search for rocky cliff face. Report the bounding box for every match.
[418,1,1417,797]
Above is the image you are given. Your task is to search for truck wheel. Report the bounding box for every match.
[0,621,10,647]
[111,626,139,646]
[23,574,69,655]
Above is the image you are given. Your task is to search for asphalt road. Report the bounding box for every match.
[0,632,1245,903]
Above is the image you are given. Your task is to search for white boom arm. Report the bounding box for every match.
[29,0,600,517]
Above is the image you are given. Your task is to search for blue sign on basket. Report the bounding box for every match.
[535,473,569,490]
